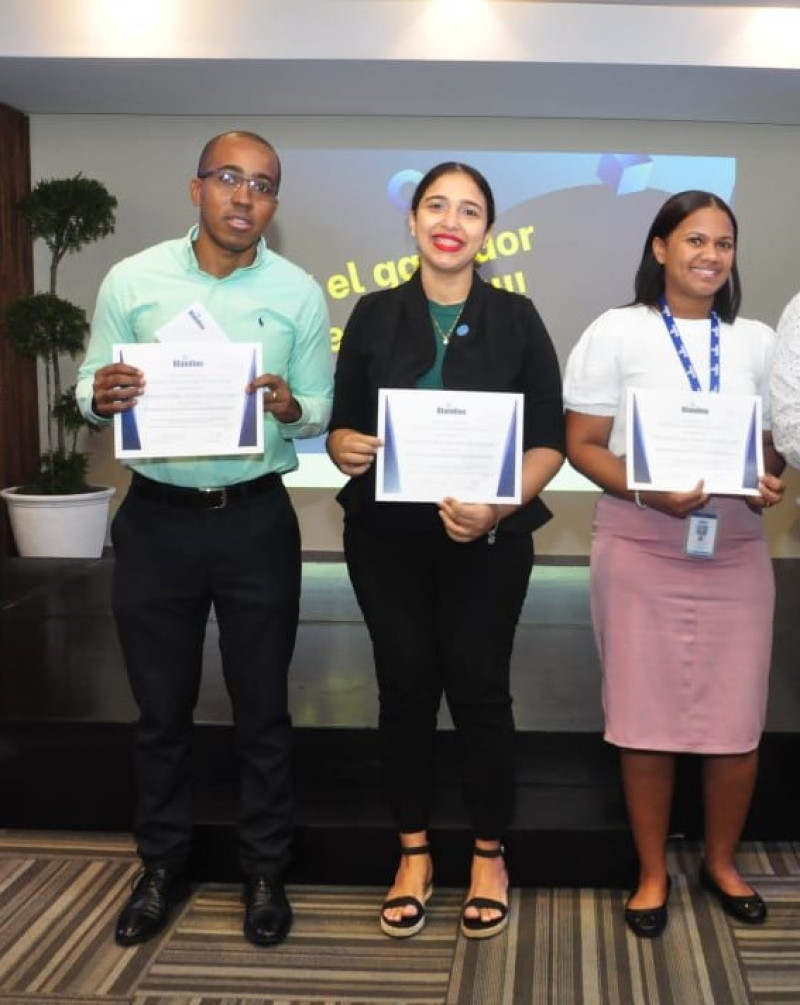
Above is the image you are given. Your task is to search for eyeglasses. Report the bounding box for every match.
[197,167,278,200]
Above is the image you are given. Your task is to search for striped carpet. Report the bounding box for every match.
[1,832,799,1004]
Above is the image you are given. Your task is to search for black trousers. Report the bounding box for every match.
[111,479,301,877]
[344,504,533,839]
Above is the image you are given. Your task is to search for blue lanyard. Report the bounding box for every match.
[658,295,720,393]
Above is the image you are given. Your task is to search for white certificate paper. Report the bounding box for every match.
[626,388,763,495]
[113,342,264,459]
[376,388,523,503]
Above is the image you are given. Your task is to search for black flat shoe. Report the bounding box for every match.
[624,877,671,939]
[699,861,767,925]
[115,866,190,946]
[244,876,293,946]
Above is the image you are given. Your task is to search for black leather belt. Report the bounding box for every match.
[130,471,281,510]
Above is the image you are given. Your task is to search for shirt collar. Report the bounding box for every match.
[183,225,268,274]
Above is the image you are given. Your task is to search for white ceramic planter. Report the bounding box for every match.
[1,486,116,558]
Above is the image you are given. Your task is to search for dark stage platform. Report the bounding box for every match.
[2,555,799,887]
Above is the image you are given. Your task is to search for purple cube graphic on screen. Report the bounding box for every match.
[597,153,653,195]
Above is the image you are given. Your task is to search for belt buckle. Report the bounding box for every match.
[201,487,227,510]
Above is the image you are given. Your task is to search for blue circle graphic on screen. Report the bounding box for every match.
[387,169,423,212]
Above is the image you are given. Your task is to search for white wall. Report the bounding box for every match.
[29,113,800,556]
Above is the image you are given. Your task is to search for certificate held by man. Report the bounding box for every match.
[626,387,763,496]
[113,342,264,459]
[376,388,523,503]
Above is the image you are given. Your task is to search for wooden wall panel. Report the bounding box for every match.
[0,102,38,557]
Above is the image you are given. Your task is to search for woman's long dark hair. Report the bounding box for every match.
[632,190,741,323]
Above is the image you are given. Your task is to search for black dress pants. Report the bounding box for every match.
[111,480,301,877]
[344,503,533,838]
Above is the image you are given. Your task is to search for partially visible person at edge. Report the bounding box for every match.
[564,190,784,939]
[326,162,565,941]
[770,291,800,469]
[76,131,333,949]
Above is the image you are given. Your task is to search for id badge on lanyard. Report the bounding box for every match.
[685,511,719,559]
[659,298,721,560]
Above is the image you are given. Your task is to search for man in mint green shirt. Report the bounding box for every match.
[77,131,332,950]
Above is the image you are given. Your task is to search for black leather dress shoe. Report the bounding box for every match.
[699,861,767,924]
[624,877,671,939]
[243,876,292,946]
[115,867,190,946]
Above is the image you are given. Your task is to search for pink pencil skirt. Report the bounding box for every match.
[591,493,774,754]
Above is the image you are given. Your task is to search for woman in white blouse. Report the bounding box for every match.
[564,190,784,938]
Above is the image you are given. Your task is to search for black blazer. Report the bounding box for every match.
[330,271,565,535]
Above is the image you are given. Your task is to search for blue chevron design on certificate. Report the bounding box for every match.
[381,398,402,494]
[741,401,760,490]
[630,391,652,485]
[237,349,260,447]
[116,350,142,450]
[496,399,520,498]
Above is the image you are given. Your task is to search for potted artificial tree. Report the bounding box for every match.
[1,174,118,557]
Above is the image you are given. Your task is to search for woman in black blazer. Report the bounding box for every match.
[327,162,565,940]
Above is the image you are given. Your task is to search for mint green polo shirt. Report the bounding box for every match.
[76,228,333,488]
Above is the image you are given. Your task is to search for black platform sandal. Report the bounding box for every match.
[461,845,509,940]
[380,844,434,939]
